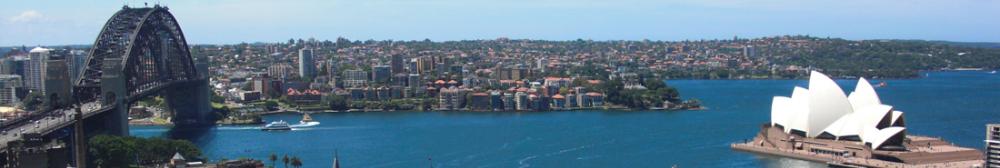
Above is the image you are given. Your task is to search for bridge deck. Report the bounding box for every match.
[0,102,107,149]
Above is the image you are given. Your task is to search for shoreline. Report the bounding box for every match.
[664,69,997,80]
[127,106,704,127]
[259,106,706,115]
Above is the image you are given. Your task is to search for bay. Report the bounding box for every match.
[131,71,1000,167]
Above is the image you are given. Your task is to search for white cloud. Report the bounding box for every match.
[8,10,43,23]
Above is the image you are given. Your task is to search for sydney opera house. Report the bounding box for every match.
[733,71,984,167]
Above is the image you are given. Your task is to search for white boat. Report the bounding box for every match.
[262,120,291,131]
[295,113,320,127]
[990,70,997,74]
[300,113,314,124]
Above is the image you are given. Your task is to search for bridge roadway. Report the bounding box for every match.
[0,102,107,149]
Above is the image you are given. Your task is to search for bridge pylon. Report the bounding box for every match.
[100,58,129,136]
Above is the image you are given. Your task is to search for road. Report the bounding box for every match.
[0,102,103,149]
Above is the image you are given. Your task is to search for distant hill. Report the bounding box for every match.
[872,39,1000,49]
[929,41,1000,49]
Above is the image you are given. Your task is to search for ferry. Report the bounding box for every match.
[261,120,291,131]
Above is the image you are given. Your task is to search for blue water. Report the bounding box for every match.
[131,71,1000,167]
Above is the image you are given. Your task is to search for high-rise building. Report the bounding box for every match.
[515,92,528,111]
[407,74,421,88]
[252,76,273,98]
[44,59,72,106]
[326,58,339,80]
[390,54,404,74]
[392,73,408,87]
[7,56,29,80]
[407,59,419,75]
[416,57,433,75]
[438,87,466,110]
[435,62,446,75]
[503,92,515,111]
[67,50,87,82]
[372,65,391,84]
[26,47,50,93]
[490,91,503,111]
[470,92,490,111]
[0,58,15,75]
[536,58,548,72]
[343,70,368,81]
[0,74,23,106]
[298,48,316,79]
[268,63,294,80]
[988,124,1000,168]
[497,67,512,80]
[743,45,756,57]
[511,67,527,80]
[342,69,368,88]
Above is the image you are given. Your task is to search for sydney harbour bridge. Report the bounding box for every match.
[0,5,211,167]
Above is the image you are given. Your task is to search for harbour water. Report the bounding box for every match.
[131,71,1000,167]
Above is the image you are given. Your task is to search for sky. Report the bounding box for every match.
[1,0,999,46]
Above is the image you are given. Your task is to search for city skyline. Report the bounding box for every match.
[2,0,1000,46]
[0,2,997,167]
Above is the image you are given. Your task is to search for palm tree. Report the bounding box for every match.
[290,156,302,168]
[282,154,290,168]
[269,153,277,168]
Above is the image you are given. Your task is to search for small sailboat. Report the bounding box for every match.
[301,113,314,124]
[295,113,320,127]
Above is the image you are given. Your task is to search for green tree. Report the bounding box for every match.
[598,79,624,104]
[21,92,44,111]
[88,135,136,167]
[211,90,226,103]
[88,135,201,167]
[643,78,667,90]
[264,101,280,111]
[326,95,349,111]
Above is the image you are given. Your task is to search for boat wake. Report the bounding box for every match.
[206,122,322,131]
[291,121,320,128]
[216,126,262,130]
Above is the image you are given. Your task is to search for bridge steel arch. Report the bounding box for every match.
[0,6,211,168]
[75,6,211,135]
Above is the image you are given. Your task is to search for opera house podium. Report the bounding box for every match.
[732,71,984,167]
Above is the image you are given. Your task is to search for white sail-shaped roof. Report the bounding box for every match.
[820,107,889,139]
[768,71,908,151]
[890,111,905,127]
[856,104,893,128]
[862,127,906,149]
[848,78,881,112]
[821,113,862,138]
[787,87,811,133]
[805,71,854,137]
[771,96,793,127]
